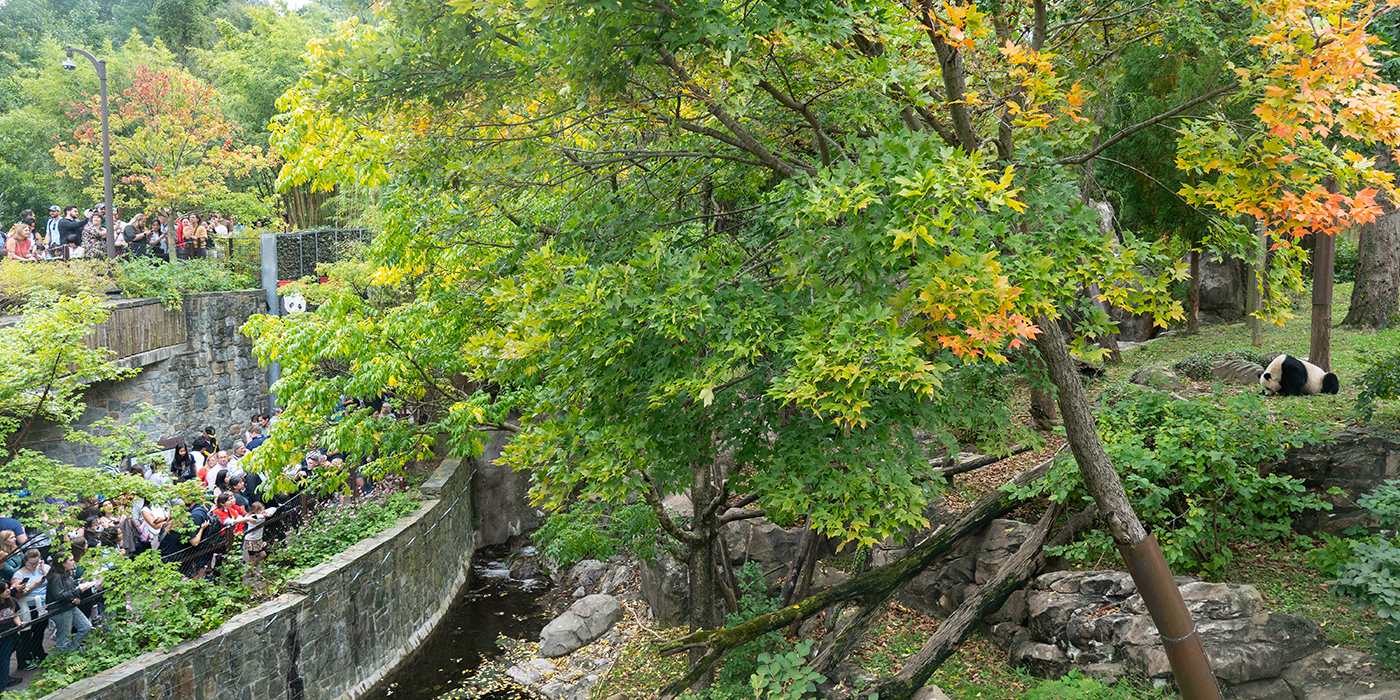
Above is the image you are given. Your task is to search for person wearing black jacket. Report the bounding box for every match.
[46,557,90,652]
[0,583,24,689]
[169,443,197,482]
[56,206,85,251]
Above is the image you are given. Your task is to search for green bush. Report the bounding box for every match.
[1015,387,1329,574]
[269,490,421,571]
[1322,480,1400,668]
[532,501,663,572]
[113,257,257,309]
[1335,236,1359,283]
[0,259,116,313]
[1021,670,1174,699]
[11,550,252,699]
[1170,349,1270,381]
[1355,350,1400,422]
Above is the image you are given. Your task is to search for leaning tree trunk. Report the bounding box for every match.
[1341,209,1400,329]
[1031,315,1223,700]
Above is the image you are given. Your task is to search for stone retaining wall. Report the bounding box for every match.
[32,290,271,467]
[43,456,478,700]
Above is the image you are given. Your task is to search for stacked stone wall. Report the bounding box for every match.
[42,456,478,700]
[34,290,270,467]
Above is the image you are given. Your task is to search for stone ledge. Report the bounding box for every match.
[111,344,190,370]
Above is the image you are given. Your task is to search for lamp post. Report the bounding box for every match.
[62,46,115,258]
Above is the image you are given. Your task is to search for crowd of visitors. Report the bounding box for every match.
[0,408,379,690]
[2,203,240,261]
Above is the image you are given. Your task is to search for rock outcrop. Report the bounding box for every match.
[1273,429,1400,536]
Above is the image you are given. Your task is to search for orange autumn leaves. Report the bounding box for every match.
[1178,0,1400,243]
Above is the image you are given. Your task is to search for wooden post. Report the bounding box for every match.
[1249,223,1266,348]
[1188,247,1201,333]
[1310,232,1335,371]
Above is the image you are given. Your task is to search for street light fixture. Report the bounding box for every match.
[62,46,115,258]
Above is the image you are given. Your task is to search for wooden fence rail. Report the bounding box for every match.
[83,298,187,362]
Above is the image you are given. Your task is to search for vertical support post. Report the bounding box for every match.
[260,232,281,411]
[98,60,114,259]
[1310,232,1335,371]
[1250,222,1267,347]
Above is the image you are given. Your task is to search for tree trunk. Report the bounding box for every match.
[1310,233,1335,371]
[1188,247,1201,333]
[845,503,1085,700]
[1027,351,1060,431]
[686,461,723,688]
[1031,315,1223,700]
[1341,210,1400,328]
[658,458,1055,700]
[1249,223,1266,347]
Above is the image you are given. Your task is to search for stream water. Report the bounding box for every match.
[362,549,551,700]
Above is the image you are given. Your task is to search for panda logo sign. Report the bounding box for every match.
[282,294,307,314]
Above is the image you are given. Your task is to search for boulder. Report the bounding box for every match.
[1009,641,1070,678]
[909,685,953,700]
[1223,678,1294,700]
[1272,429,1400,536]
[1282,647,1388,695]
[1300,683,1400,700]
[898,519,1031,616]
[723,517,802,587]
[539,594,624,658]
[639,551,689,628]
[566,559,608,589]
[1130,366,1186,391]
[1196,249,1249,322]
[1213,358,1265,385]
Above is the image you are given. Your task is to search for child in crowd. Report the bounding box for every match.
[242,502,276,565]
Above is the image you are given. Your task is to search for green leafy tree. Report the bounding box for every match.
[257,0,1400,695]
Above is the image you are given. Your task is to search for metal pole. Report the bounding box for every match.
[261,232,281,412]
[64,47,115,258]
[100,60,113,258]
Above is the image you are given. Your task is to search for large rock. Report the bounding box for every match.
[1213,358,1265,385]
[898,519,1032,617]
[639,551,689,628]
[1130,366,1186,391]
[1223,678,1293,700]
[1273,429,1400,536]
[1196,249,1249,323]
[723,517,803,587]
[1007,570,1328,687]
[1281,647,1389,697]
[539,594,624,658]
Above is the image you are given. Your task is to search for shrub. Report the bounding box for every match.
[1355,350,1400,422]
[1323,479,1400,668]
[1170,349,1270,381]
[113,257,257,309]
[1021,670,1174,699]
[532,501,663,572]
[269,489,421,571]
[1334,236,1359,283]
[0,259,116,313]
[1014,387,1329,574]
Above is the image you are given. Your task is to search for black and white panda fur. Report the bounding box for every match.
[1259,354,1339,396]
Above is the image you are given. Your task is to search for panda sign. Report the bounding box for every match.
[1259,354,1339,396]
[282,293,307,314]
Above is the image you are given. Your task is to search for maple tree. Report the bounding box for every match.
[53,64,277,224]
[252,0,1400,696]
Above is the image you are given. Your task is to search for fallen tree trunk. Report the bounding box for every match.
[656,457,1055,700]
[839,504,1098,700]
[931,443,1034,477]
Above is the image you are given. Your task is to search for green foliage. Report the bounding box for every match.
[269,490,421,572]
[12,550,251,698]
[113,257,256,308]
[0,259,116,312]
[1016,387,1328,574]
[1170,349,1270,381]
[750,641,826,700]
[1020,670,1171,700]
[531,501,663,572]
[1315,481,1400,668]
[1335,236,1360,283]
[1355,349,1400,421]
[711,564,786,699]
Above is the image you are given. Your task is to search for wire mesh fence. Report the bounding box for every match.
[271,228,372,281]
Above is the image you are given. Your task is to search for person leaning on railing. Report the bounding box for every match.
[4,223,38,261]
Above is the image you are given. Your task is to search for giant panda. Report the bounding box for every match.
[1259,354,1340,396]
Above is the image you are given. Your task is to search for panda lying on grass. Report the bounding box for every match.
[1259,354,1339,396]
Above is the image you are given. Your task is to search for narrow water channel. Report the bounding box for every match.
[364,549,551,700]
